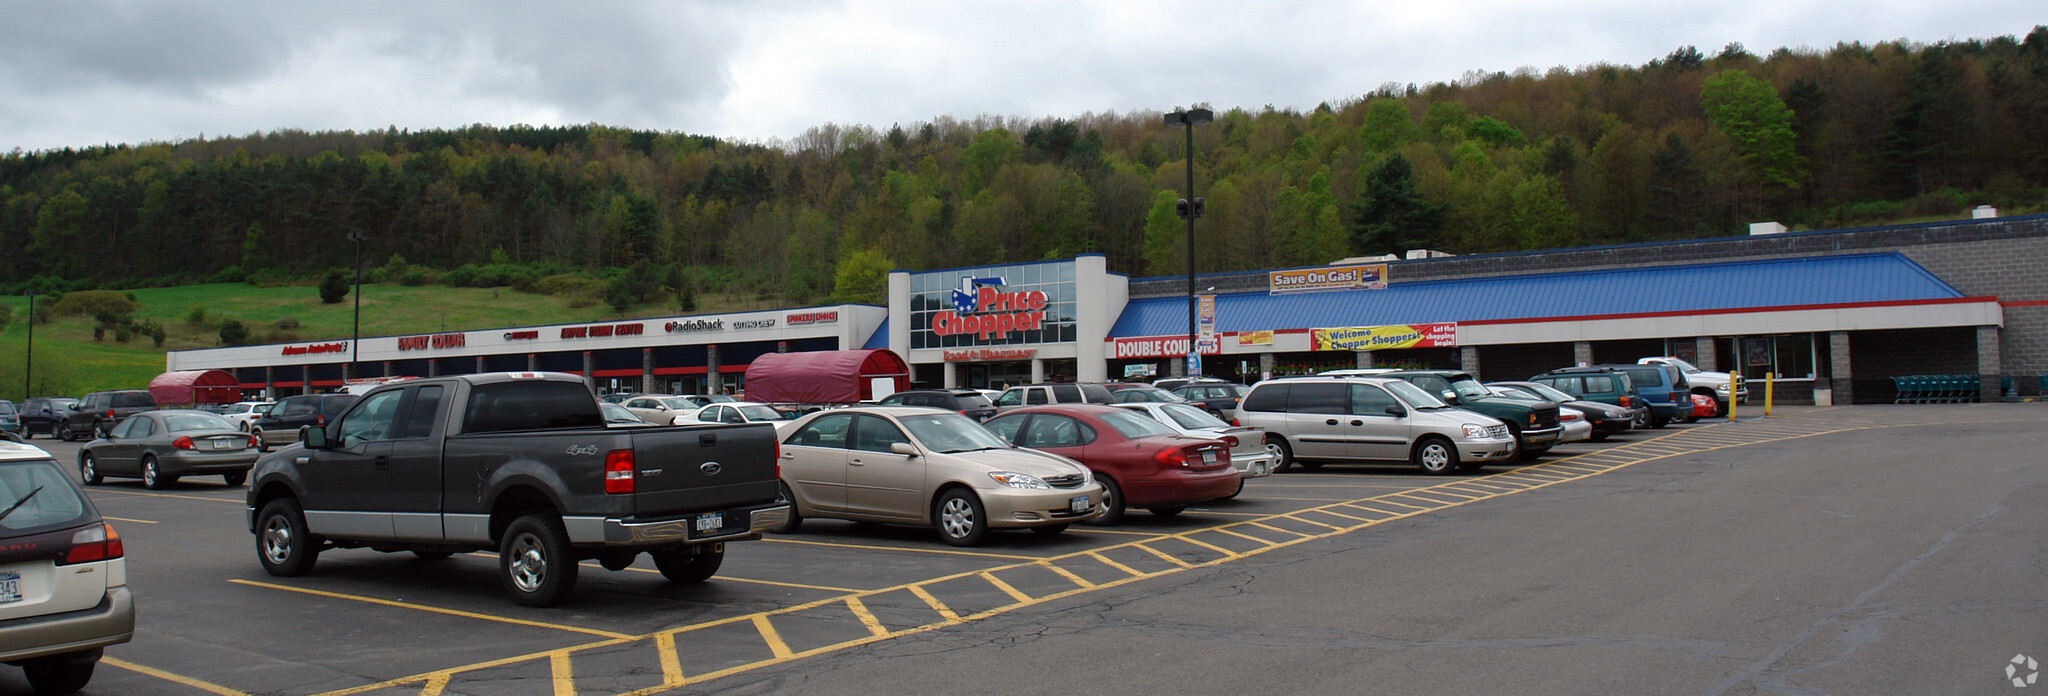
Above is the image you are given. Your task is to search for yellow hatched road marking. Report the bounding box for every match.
[1341,504,1400,516]
[762,537,1041,560]
[1040,561,1097,589]
[656,633,685,688]
[423,673,451,696]
[753,615,794,659]
[1282,514,1349,530]
[1313,508,1371,522]
[908,584,963,622]
[1134,543,1196,568]
[846,597,891,637]
[1088,551,1147,576]
[229,579,634,639]
[1171,535,1240,558]
[1247,521,1312,537]
[101,515,157,524]
[979,571,1034,604]
[103,657,247,696]
[1215,527,1281,545]
[551,650,575,696]
[315,636,634,696]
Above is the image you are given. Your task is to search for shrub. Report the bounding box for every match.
[185,305,208,325]
[274,317,300,330]
[535,274,603,297]
[149,325,166,348]
[219,319,250,346]
[114,327,133,342]
[52,290,140,318]
[399,268,435,286]
[318,270,350,304]
[208,265,248,284]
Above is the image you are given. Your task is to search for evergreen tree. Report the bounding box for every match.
[1350,154,1444,255]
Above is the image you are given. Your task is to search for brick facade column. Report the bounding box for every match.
[1829,331,1853,405]
[264,366,275,400]
[1260,352,1275,382]
[526,354,537,371]
[1574,341,1594,367]
[641,348,654,395]
[1460,346,1481,379]
[1355,351,1374,369]
[1979,325,2003,400]
[942,362,957,389]
[581,351,593,389]
[1694,337,1717,372]
[706,345,721,394]
[427,359,439,377]
[474,356,485,374]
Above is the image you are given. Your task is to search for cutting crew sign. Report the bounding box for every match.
[931,276,1048,339]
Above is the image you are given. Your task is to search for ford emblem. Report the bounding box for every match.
[700,461,723,476]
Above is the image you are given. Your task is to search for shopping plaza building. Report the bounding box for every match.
[167,212,2047,405]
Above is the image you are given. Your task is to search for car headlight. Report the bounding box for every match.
[1461,424,1488,438]
[1714,384,1730,392]
[988,472,1051,489]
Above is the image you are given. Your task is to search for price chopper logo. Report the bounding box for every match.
[952,276,1004,313]
[2011,654,2039,687]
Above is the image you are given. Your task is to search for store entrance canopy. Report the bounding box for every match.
[743,349,910,404]
[148,370,242,405]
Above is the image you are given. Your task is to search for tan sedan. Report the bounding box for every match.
[769,406,1103,546]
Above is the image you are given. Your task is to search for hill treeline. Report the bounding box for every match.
[3,28,2045,305]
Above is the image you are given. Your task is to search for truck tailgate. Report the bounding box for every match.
[630,422,780,515]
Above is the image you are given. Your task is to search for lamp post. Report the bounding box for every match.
[1164,107,1212,376]
[346,229,369,381]
[21,289,31,402]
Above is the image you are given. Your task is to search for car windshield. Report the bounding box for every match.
[1097,410,1178,439]
[735,405,790,421]
[600,403,642,424]
[0,402,13,415]
[1447,376,1493,400]
[1161,403,1229,429]
[0,460,90,534]
[659,397,699,409]
[163,413,236,432]
[707,395,736,404]
[1384,380,1450,408]
[896,412,1012,453]
[1519,382,1578,402]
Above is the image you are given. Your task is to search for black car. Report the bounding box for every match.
[1170,382,1252,418]
[250,393,357,450]
[18,397,75,439]
[58,390,157,442]
[876,389,999,421]
[1487,380,1639,441]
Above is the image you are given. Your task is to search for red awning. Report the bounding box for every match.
[742,350,910,404]
[148,370,243,405]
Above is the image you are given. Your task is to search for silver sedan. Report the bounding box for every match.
[79,410,259,489]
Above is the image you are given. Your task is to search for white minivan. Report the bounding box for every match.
[1236,376,1517,475]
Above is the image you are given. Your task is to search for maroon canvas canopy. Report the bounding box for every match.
[742,350,910,404]
[148,370,242,405]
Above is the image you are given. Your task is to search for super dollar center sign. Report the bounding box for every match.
[930,276,1048,341]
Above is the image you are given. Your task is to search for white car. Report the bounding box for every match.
[1114,401,1276,497]
[219,401,274,431]
[671,402,803,436]
[1556,407,1593,443]
[0,441,134,693]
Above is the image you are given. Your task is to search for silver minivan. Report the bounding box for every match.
[1236,376,1517,475]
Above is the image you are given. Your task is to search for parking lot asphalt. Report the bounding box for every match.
[5,404,2045,695]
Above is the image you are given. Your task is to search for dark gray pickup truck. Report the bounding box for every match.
[245,372,789,606]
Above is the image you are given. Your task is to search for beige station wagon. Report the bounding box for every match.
[769,406,1104,545]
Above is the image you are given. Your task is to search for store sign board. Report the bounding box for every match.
[931,276,1047,339]
[281,342,347,356]
[398,332,468,351]
[1310,323,1456,351]
[785,311,838,325]
[1270,264,1387,294]
[1237,330,1274,346]
[1112,336,1223,359]
[562,323,647,339]
[942,348,1037,362]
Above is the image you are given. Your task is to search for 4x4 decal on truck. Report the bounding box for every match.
[565,444,599,456]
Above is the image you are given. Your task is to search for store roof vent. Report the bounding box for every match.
[1404,249,1455,260]
[1973,205,1998,219]
[1748,221,1788,236]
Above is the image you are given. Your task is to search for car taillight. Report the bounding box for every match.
[773,440,781,480]
[247,434,261,448]
[1154,446,1190,467]
[1230,418,1239,427]
[1223,435,1239,448]
[59,523,123,565]
[316,415,326,426]
[105,409,115,419]
[172,436,196,450]
[604,449,635,494]
[1619,396,1632,408]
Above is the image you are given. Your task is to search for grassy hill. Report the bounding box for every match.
[0,281,786,399]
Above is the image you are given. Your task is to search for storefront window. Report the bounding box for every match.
[1726,333,1816,381]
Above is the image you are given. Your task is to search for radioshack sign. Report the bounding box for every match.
[930,277,1047,339]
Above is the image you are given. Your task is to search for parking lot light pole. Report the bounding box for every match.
[21,289,31,401]
[346,230,369,381]
[1164,107,1212,376]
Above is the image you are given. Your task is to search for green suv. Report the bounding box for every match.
[1378,370,1564,460]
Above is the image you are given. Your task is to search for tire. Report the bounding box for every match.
[653,544,724,583]
[23,650,98,694]
[766,481,802,534]
[256,498,319,576]
[1589,431,1610,442]
[1267,436,1296,472]
[500,513,579,607]
[1412,437,1459,476]
[1089,475,1126,525]
[251,428,269,452]
[1522,445,1552,462]
[1149,505,1186,517]
[412,550,454,560]
[141,456,176,490]
[932,488,990,547]
[94,420,111,439]
[1221,476,1246,500]
[1030,524,1069,536]
[223,471,248,487]
[79,454,102,486]
[1649,414,1669,429]
[56,424,72,443]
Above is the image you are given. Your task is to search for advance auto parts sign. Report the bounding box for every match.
[1311,323,1457,351]
[931,276,1047,340]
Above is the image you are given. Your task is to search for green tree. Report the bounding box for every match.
[1358,99,1416,152]
[318,269,350,304]
[1701,69,1804,191]
[240,221,271,270]
[1351,153,1445,254]
[831,247,893,304]
[1273,173,1347,266]
[1140,189,1185,276]
[1509,174,1580,250]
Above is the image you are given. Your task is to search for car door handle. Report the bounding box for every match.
[849,459,866,466]
[373,456,390,470]
[1350,420,1364,426]
[1325,419,1339,425]
[781,452,796,460]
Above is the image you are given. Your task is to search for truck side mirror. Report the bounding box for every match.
[1440,390,1459,403]
[1385,405,1407,417]
[301,426,329,449]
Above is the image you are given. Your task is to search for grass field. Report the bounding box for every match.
[0,281,793,399]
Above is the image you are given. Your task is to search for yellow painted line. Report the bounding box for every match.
[1087,551,1147,577]
[753,615,795,659]
[607,560,862,592]
[845,597,891,637]
[1061,526,1171,534]
[979,572,1034,604]
[91,490,244,504]
[1251,483,1434,489]
[102,515,157,524]
[1368,499,1428,510]
[1280,514,1347,531]
[763,537,1041,561]
[1170,535,1240,558]
[1312,508,1371,522]
[907,584,963,622]
[1414,488,1475,500]
[1340,504,1401,516]
[1246,521,1312,537]
[1251,496,1362,502]
[656,633,685,688]
[551,650,575,696]
[1040,561,1097,589]
[230,579,634,639]
[315,636,634,696]
[423,673,451,696]
[1133,543,1196,568]
[1215,527,1281,546]
[103,657,248,696]
[1182,510,1277,517]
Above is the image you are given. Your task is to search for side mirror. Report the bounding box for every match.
[301,427,328,449]
[1385,405,1407,417]
[1440,390,1459,403]
[889,442,919,456]
[67,404,81,411]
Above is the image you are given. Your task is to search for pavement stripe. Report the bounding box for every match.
[229,579,634,639]
[103,657,248,696]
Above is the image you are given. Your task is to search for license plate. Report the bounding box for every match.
[1202,451,1217,465]
[694,512,723,533]
[1068,496,1088,514]
[0,572,18,604]
[211,438,232,450]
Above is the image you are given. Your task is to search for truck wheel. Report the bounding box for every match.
[501,513,578,607]
[22,649,99,694]
[652,543,723,583]
[1412,437,1459,476]
[767,481,802,534]
[933,488,990,546]
[257,498,320,576]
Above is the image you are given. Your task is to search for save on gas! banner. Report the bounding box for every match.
[1310,323,1458,351]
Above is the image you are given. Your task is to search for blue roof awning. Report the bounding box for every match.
[861,318,890,349]
[1109,253,1965,337]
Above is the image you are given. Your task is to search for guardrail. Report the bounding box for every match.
[1889,374,1981,404]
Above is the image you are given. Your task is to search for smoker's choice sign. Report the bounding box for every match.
[930,277,1047,339]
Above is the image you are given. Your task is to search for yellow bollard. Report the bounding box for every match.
[1729,373,1740,421]
[1765,372,1774,417]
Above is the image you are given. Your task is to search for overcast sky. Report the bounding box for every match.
[1,1,2038,153]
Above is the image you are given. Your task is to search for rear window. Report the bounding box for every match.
[0,402,13,415]
[1585,375,1614,392]
[112,391,156,408]
[1616,367,1663,387]
[1078,384,1114,404]
[954,394,993,409]
[163,413,235,431]
[1287,383,1349,414]
[1098,410,1177,439]
[0,459,93,536]
[1240,384,1289,412]
[1050,385,1081,402]
[321,395,358,416]
[463,381,604,434]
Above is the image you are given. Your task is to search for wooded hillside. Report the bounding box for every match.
[4,29,2044,305]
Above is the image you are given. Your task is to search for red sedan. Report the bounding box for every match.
[984,404,1239,524]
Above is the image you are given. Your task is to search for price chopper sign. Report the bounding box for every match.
[930,276,1048,340]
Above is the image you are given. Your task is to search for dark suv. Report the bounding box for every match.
[58,390,157,442]
[1597,363,1689,428]
[1379,370,1564,460]
[19,397,78,439]
[250,393,357,450]
[876,389,999,421]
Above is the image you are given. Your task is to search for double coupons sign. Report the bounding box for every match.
[930,276,1048,340]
